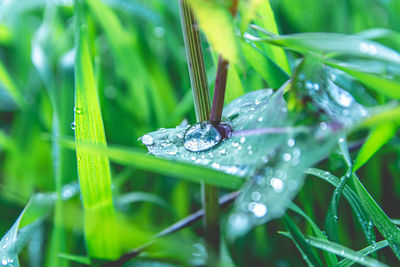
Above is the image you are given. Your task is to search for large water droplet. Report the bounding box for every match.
[141,134,154,146]
[249,202,267,217]
[184,122,222,152]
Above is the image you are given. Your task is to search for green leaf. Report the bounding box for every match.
[338,240,389,267]
[353,123,398,171]
[58,254,91,265]
[0,194,55,267]
[241,39,289,89]
[74,0,119,259]
[282,215,324,266]
[306,168,376,245]
[288,203,338,266]
[249,31,400,65]
[0,60,24,109]
[187,0,238,63]
[351,173,400,260]
[240,0,291,74]
[324,60,400,100]
[305,236,388,267]
[61,139,243,190]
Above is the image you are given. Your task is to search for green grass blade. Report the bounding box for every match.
[324,60,400,100]
[249,32,400,65]
[351,173,400,260]
[305,236,388,267]
[61,139,244,190]
[241,39,289,89]
[305,168,376,245]
[0,59,24,108]
[187,0,238,63]
[74,1,119,259]
[282,215,323,266]
[338,240,389,267]
[353,123,398,171]
[289,203,338,266]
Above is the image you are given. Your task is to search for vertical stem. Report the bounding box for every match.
[178,0,220,264]
[210,0,238,125]
[210,57,229,124]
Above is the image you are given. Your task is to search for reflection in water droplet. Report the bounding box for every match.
[270,178,285,193]
[184,122,221,152]
[74,107,82,115]
[249,202,267,217]
[141,134,154,146]
[70,122,76,130]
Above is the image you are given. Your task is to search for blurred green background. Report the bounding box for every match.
[0,0,399,266]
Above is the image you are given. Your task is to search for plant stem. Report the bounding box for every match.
[210,57,229,124]
[210,0,238,125]
[178,0,220,264]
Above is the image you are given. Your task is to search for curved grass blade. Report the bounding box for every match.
[324,60,400,100]
[241,39,289,89]
[248,31,400,65]
[305,236,388,267]
[305,168,376,245]
[282,215,324,266]
[353,123,398,171]
[338,240,389,267]
[351,173,400,260]
[288,203,338,266]
[0,193,55,267]
[74,1,119,259]
[0,60,24,109]
[60,139,244,190]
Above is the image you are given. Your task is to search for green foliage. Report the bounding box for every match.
[0,0,399,266]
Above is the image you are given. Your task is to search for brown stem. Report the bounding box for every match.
[210,57,229,124]
[210,0,238,125]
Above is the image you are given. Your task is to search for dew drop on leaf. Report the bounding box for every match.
[183,122,222,152]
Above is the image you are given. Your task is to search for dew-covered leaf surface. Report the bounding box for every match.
[0,194,55,267]
[140,58,371,238]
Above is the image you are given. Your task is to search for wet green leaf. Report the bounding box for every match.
[353,123,398,171]
[0,194,55,267]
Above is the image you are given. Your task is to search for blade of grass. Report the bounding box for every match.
[305,168,376,245]
[289,203,338,266]
[282,215,324,266]
[61,139,243,190]
[74,1,119,259]
[351,173,400,260]
[338,240,389,267]
[0,59,24,108]
[241,39,289,89]
[353,123,398,171]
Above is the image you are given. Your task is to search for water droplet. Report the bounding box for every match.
[338,137,344,143]
[240,136,246,143]
[251,191,261,201]
[141,134,154,146]
[313,83,320,90]
[283,153,292,162]
[229,213,249,230]
[154,26,165,38]
[165,145,178,155]
[70,122,76,130]
[257,117,263,122]
[1,259,7,266]
[211,162,220,169]
[184,122,222,152]
[329,81,354,107]
[232,142,239,148]
[176,132,184,139]
[287,138,295,147]
[270,178,285,193]
[248,150,253,155]
[305,80,313,89]
[219,148,226,155]
[249,202,267,217]
[74,107,82,115]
